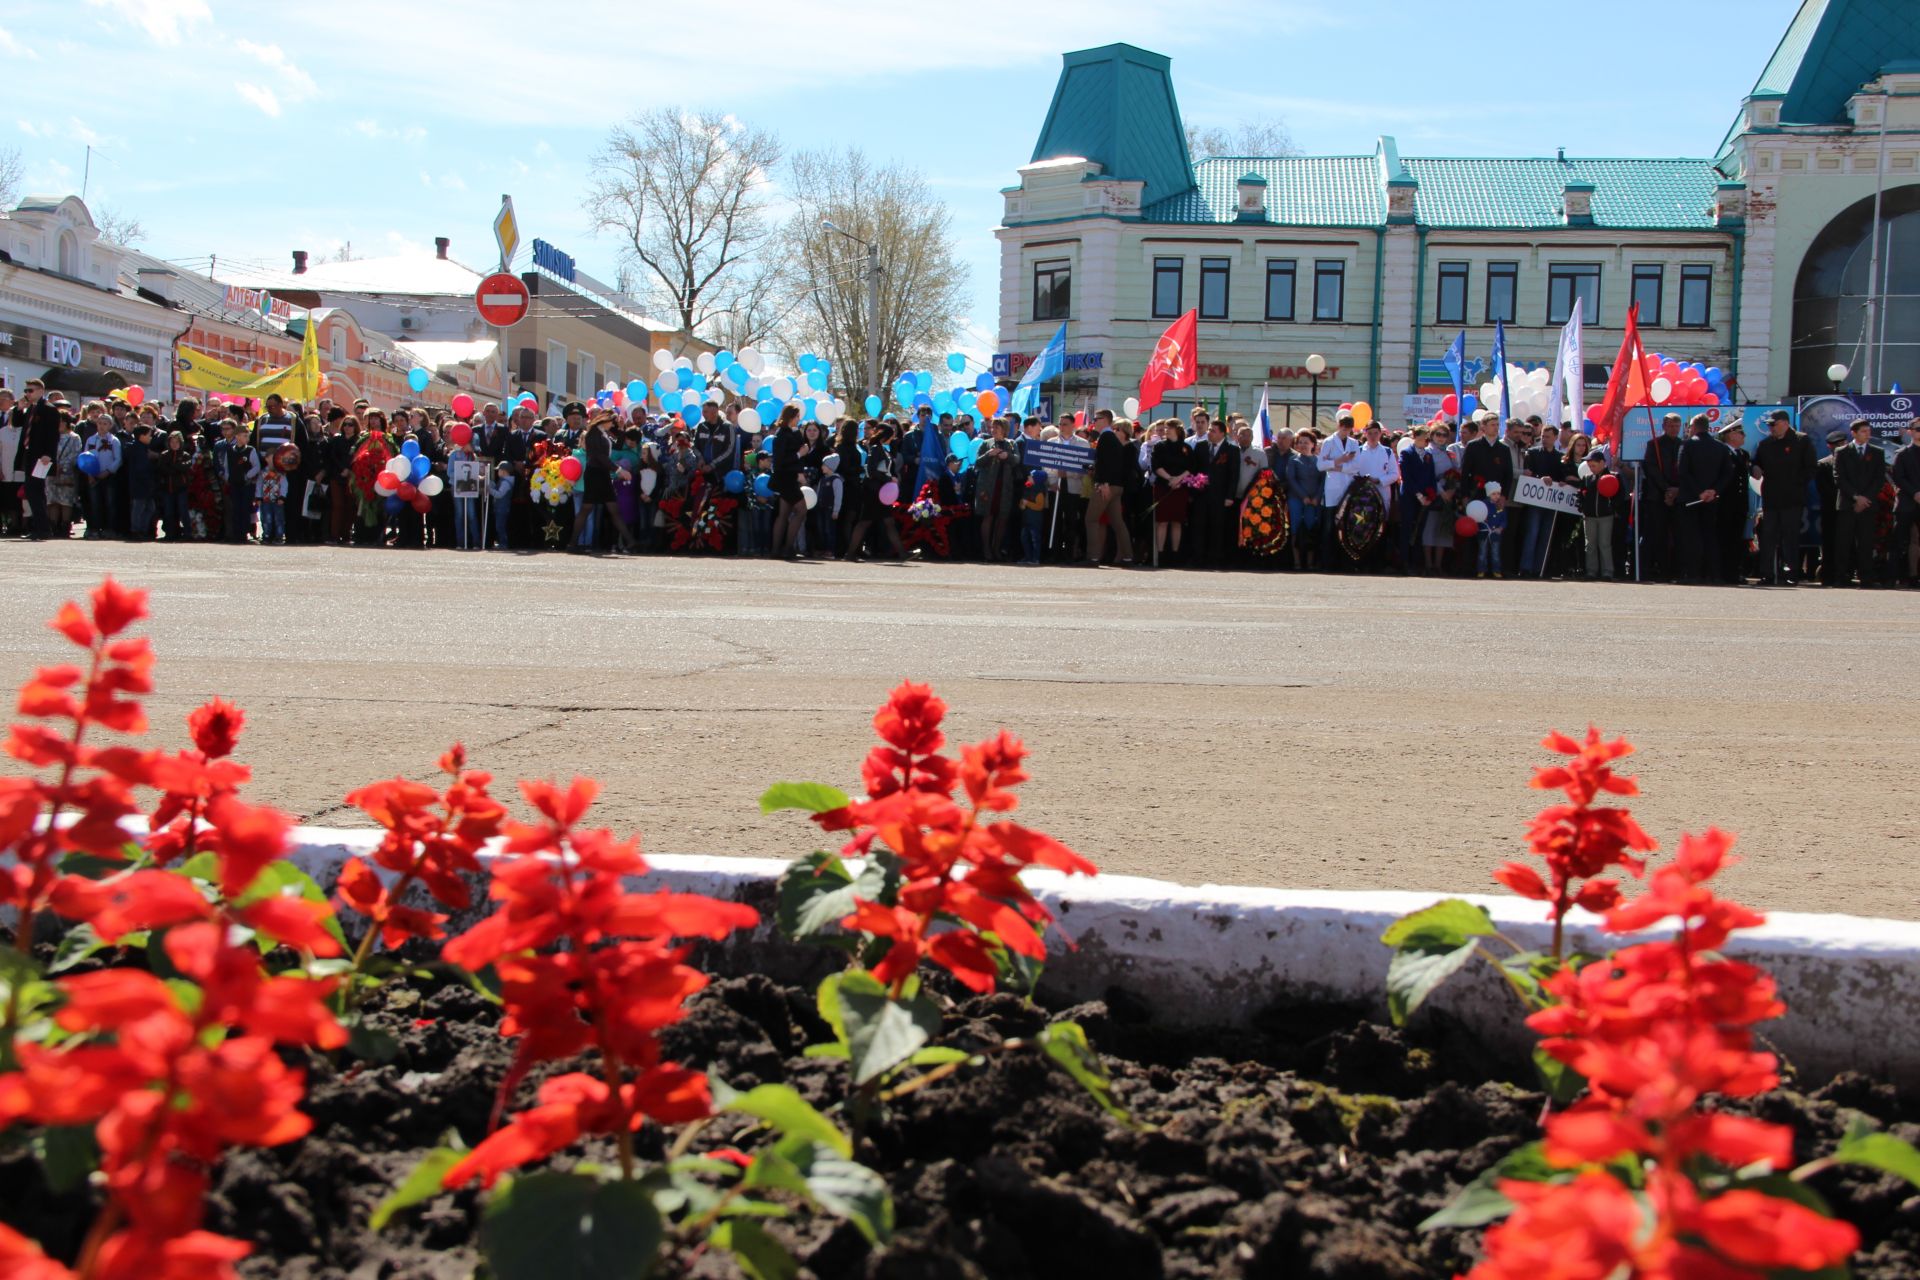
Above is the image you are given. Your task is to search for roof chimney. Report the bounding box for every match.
[291,249,309,274]
[435,237,450,260]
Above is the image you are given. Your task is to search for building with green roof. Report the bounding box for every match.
[997,1,1919,425]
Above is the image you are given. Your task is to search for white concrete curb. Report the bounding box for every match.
[284,827,1920,1088]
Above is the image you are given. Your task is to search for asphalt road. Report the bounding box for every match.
[2,542,1915,919]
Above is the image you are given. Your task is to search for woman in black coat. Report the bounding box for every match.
[1150,422,1193,559]
[846,424,905,561]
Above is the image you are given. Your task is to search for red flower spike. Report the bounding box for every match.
[49,601,95,649]
[89,577,149,638]
[187,698,245,760]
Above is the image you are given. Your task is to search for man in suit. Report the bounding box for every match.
[1638,413,1685,582]
[1892,418,1920,587]
[1675,413,1734,584]
[1398,424,1438,574]
[1083,408,1136,567]
[1194,416,1240,567]
[1750,409,1814,585]
[11,378,61,539]
[1832,418,1887,586]
[1520,422,1568,577]
[1717,423,1752,584]
[1460,410,1514,500]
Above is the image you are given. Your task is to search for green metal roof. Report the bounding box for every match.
[1031,44,1196,208]
[1138,153,1724,231]
[1747,0,1920,122]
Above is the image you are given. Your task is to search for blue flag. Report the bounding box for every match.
[1442,331,1466,407]
[1492,321,1512,424]
[916,414,947,491]
[1010,322,1067,419]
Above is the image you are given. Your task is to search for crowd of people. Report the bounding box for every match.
[6,377,1919,587]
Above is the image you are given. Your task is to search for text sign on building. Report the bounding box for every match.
[1269,364,1340,381]
[44,334,83,368]
[1018,438,1094,474]
[1002,351,1105,377]
[222,285,294,322]
[531,239,576,283]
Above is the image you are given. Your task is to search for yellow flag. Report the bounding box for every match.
[176,312,321,401]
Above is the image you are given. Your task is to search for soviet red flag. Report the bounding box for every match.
[1138,309,1198,414]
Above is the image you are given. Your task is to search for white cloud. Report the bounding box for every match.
[353,119,427,143]
[0,26,39,59]
[17,119,39,137]
[234,39,317,99]
[235,83,281,117]
[81,0,211,45]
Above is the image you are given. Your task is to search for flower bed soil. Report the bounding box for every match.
[5,964,1917,1280]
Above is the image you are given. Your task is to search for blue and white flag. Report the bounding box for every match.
[1010,322,1066,419]
[1547,297,1584,432]
[1442,331,1466,407]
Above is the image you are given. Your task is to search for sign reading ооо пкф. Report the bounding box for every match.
[1510,475,1581,516]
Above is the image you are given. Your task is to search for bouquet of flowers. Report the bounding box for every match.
[896,483,968,557]
[1176,471,1210,491]
[531,458,574,505]
[350,431,392,506]
[908,491,941,522]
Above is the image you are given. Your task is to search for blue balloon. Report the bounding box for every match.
[407,366,430,393]
[660,390,683,413]
[948,429,973,458]
[385,496,403,515]
[77,451,99,476]
[806,368,829,392]
[689,374,708,393]
[932,391,954,416]
[797,353,817,373]
[680,403,701,426]
[675,367,697,390]
[974,372,995,392]
[946,352,967,375]
[912,392,934,410]
[914,370,932,393]
[715,349,734,370]
[1462,394,1480,415]
[753,473,774,498]
[1705,367,1723,382]
[411,455,431,482]
[864,395,882,417]
[723,470,746,494]
[401,439,421,459]
[625,379,647,403]
[894,380,915,405]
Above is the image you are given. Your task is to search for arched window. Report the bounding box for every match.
[329,327,346,365]
[56,231,78,276]
[1791,184,1920,394]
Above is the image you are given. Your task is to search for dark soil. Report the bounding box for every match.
[2,967,1916,1280]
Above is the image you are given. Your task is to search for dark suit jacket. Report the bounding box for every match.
[1893,443,1920,510]
[1641,434,1684,497]
[1206,441,1240,497]
[1092,429,1131,486]
[1461,437,1513,495]
[1834,442,1887,503]
[13,400,60,472]
[1677,436,1734,504]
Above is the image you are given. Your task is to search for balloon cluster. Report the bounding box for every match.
[1477,367,1561,423]
[371,439,442,511]
[1453,485,1503,537]
[1438,392,1482,420]
[889,356,1012,424]
[1641,353,1728,408]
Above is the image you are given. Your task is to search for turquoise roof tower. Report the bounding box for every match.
[1030,43,1197,207]
[1746,0,1920,124]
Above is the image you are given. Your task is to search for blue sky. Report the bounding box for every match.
[6,0,1795,354]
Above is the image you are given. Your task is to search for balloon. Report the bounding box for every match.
[680,404,700,426]
[640,470,657,497]
[410,455,430,482]
[800,485,819,510]
[1650,377,1673,404]
[621,379,646,405]
[450,423,473,447]
[1585,404,1604,425]
[737,407,762,432]
[753,473,773,498]
[975,372,995,392]
[797,353,817,372]
[949,429,972,460]
[1598,473,1621,498]
[807,368,829,392]
[375,471,399,493]
[450,393,475,419]
[408,367,430,393]
[411,494,432,514]
[559,457,583,483]
[697,352,716,375]
[1463,395,1479,414]
[1352,401,1373,430]
[1466,499,1489,522]
[77,452,99,476]
[977,390,999,418]
[912,392,934,410]
[723,470,746,494]
[740,347,765,375]
[1705,367,1723,382]
[661,390,684,413]
[396,481,417,502]
[1440,394,1459,415]
[125,385,145,407]
[878,481,900,505]
[932,391,954,416]
[946,352,966,374]
[1484,481,1503,497]
[653,348,675,372]
[418,474,445,497]
[914,370,932,392]
[385,457,412,480]
[1454,515,1479,538]
[864,395,882,417]
[801,398,818,423]
[401,439,421,459]
[1703,393,1719,405]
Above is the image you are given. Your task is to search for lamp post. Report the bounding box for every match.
[1305,352,1327,432]
[822,219,882,405]
[1828,362,1850,393]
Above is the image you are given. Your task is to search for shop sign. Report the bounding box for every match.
[532,239,577,283]
[1002,350,1105,377]
[0,319,151,379]
[1195,363,1229,379]
[1269,363,1341,380]
[222,285,295,321]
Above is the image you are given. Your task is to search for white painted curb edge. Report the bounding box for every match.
[284,827,1920,1088]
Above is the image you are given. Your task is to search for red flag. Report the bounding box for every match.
[1138,309,1198,414]
[1593,302,1649,458]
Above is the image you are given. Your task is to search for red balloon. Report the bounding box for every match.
[1454,515,1480,538]
[559,457,584,483]
[1338,402,1353,413]
[375,471,398,492]
[1585,404,1604,424]
[450,423,473,447]
[1598,473,1621,498]
[411,495,432,513]
[1440,394,1459,415]
[396,481,417,502]
[450,393,475,419]
[125,385,146,408]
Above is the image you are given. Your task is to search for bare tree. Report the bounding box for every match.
[95,207,146,246]
[702,259,794,357]
[776,148,968,399]
[0,146,21,209]
[585,109,781,337]
[1186,118,1298,161]
[327,240,361,262]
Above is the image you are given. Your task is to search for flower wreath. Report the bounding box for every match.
[1238,468,1289,556]
[893,482,970,558]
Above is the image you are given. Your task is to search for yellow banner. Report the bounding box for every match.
[176,313,321,401]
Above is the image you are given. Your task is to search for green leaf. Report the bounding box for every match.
[758,782,851,816]
[236,861,348,950]
[710,1219,798,1280]
[1381,899,1498,949]
[802,1042,850,1060]
[481,1172,663,1280]
[1531,1045,1585,1105]
[1828,1119,1920,1190]
[347,1023,401,1064]
[50,923,146,974]
[1420,1142,1555,1231]
[55,852,132,881]
[1385,939,1480,1025]
[33,1126,99,1194]
[907,1047,972,1067]
[722,1083,851,1159]
[837,972,940,1087]
[176,851,220,883]
[747,1138,892,1244]
[371,1144,466,1231]
[1038,1021,1143,1130]
[776,852,859,944]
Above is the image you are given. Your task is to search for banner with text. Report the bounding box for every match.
[1018,439,1093,474]
[1511,475,1581,516]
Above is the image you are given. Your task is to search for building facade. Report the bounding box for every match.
[997,0,1917,427]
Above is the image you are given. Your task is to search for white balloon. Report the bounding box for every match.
[1123,397,1141,418]
[738,347,764,375]
[674,356,693,370]
[800,485,818,510]
[697,352,716,375]
[1484,481,1503,497]
[737,407,762,432]
[604,380,618,392]
[640,470,657,496]
[652,348,674,372]
[1466,499,1489,522]
[706,388,724,404]
[1651,376,1673,404]
[418,474,445,497]
[385,456,412,479]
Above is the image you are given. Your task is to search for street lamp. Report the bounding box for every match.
[1305,353,1327,431]
[822,219,882,404]
[1827,362,1849,393]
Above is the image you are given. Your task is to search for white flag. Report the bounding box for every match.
[1549,298,1585,433]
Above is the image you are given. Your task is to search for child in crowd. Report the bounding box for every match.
[490,463,515,551]
[1579,449,1617,582]
[1477,492,1508,579]
[257,465,288,544]
[1018,467,1048,565]
[124,424,156,540]
[747,456,776,556]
